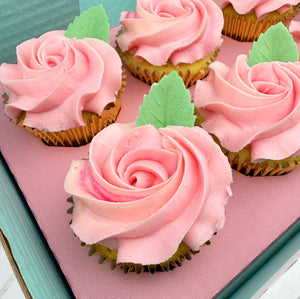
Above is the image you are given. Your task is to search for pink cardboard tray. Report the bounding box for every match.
[0,28,300,299]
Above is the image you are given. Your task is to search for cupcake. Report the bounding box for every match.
[65,72,233,273]
[0,5,126,146]
[194,23,300,176]
[116,0,224,88]
[214,0,300,41]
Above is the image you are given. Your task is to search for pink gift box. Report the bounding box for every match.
[1,25,300,299]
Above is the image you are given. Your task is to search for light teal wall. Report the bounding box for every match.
[0,0,79,64]
[79,0,136,27]
[0,0,135,64]
[0,155,73,298]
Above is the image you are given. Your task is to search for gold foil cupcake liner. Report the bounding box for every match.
[116,37,219,88]
[193,106,204,127]
[223,147,300,176]
[222,4,300,42]
[3,70,126,147]
[66,196,215,274]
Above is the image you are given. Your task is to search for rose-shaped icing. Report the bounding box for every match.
[214,0,299,19]
[194,54,300,162]
[116,0,223,66]
[64,123,232,264]
[0,31,122,131]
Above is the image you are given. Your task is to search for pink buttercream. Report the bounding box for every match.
[194,54,300,162]
[64,123,232,265]
[0,31,122,131]
[214,0,299,19]
[290,20,300,52]
[117,0,224,66]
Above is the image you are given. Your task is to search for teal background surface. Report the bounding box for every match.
[0,0,135,64]
[0,0,79,64]
[80,0,136,27]
[0,154,74,298]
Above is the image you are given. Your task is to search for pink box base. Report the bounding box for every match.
[0,29,300,298]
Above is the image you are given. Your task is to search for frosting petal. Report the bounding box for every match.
[290,20,300,53]
[214,0,299,19]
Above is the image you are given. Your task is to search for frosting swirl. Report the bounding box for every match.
[117,0,223,66]
[214,0,299,19]
[194,54,300,162]
[64,123,232,264]
[0,31,122,131]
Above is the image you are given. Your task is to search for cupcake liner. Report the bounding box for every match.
[195,112,300,176]
[3,70,126,147]
[66,196,214,274]
[193,106,204,127]
[116,39,219,88]
[223,147,300,176]
[86,241,199,274]
[222,4,300,42]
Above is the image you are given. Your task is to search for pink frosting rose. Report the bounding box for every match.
[64,123,232,265]
[194,54,300,162]
[117,0,223,66]
[214,0,299,19]
[0,31,122,131]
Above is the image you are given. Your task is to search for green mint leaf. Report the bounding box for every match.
[247,22,299,67]
[136,72,196,129]
[64,4,110,43]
